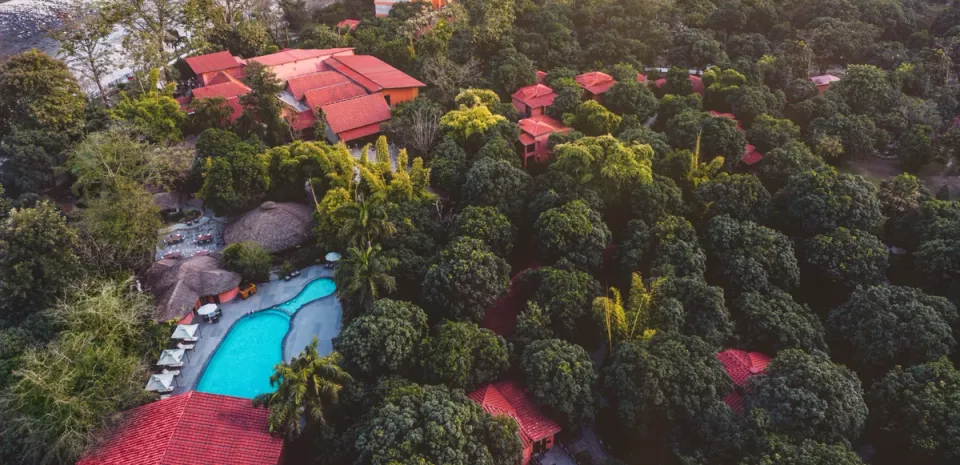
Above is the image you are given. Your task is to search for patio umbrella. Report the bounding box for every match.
[325,252,342,262]
[145,372,177,392]
[197,303,218,317]
[171,324,200,340]
[157,349,187,367]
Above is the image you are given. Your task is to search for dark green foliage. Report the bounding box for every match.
[428,136,469,198]
[236,61,289,146]
[511,303,556,360]
[422,320,509,390]
[914,237,960,302]
[701,114,749,161]
[741,436,865,465]
[605,81,659,120]
[382,199,441,302]
[756,141,826,193]
[547,78,584,120]
[809,113,879,160]
[463,158,532,223]
[529,266,603,343]
[706,215,800,295]
[422,237,510,323]
[487,47,538,97]
[451,205,516,258]
[775,168,883,237]
[732,290,828,354]
[833,64,898,115]
[802,228,888,296]
[650,215,707,278]
[630,174,686,225]
[335,299,429,379]
[652,276,733,347]
[668,29,724,69]
[521,338,597,429]
[729,85,784,127]
[617,125,670,157]
[868,358,960,465]
[746,349,868,444]
[476,136,521,168]
[534,200,612,273]
[828,285,958,380]
[696,173,773,224]
[746,115,801,154]
[616,219,652,276]
[353,383,523,465]
[221,241,272,283]
[0,49,86,138]
[0,130,71,195]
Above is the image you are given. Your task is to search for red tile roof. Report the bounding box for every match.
[337,19,360,31]
[741,144,764,165]
[654,75,705,95]
[519,115,570,138]
[575,71,616,95]
[249,48,354,67]
[483,265,538,336]
[717,349,771,414]
[289,110,318,131]
[809,74,841,86]
[78,391,284,465]
[512,84,557,109]
[709,111,743,130]
[287,71,352,100]
[536,70,547,84]
[326,55,426,92]
[304,82,368,110]
[185,51,243,75]
[321,93,392,136]
[191,80,251,100]
[468,380,561,448]
[636,73,647,83]
[339,124,383,141]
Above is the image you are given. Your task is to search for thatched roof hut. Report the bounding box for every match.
[224,201,315,253]
[145,255,241,321]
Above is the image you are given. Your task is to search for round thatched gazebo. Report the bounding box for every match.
[144,255,241,321]
[224,201,315,253]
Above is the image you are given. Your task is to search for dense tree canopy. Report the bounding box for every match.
[775,168,883,237]
[521,338,598,430]
[732,289,827,354]
[534,200,612,273]
[706,215,800,295]
[422,237,510,323]
[335,299,429,379]
[422,320,509,390]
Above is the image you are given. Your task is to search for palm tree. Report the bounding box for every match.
[335,192,396,247]
[252,338,352,440]
[334,244,397,316]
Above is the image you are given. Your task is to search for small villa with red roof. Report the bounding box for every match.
[654,74,705,96]
[336,18,360,32]
[716,349,771,414]
[512,83,557,118]
[183,47,425,142]
[809,74,841,93]
[575,71,617,102]
[77,391,284,465]
[469,380,562,465]
[742,144,764,166]
[518,115,571,166]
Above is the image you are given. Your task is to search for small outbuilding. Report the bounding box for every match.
[809,74,841,93]
[224,201,315,253]
[145,255,241,321]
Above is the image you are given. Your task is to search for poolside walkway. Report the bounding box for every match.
[169,265,340,395]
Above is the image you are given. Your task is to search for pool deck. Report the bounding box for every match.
[169,265,341,395]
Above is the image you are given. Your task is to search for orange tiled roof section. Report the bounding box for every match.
[286,71,353,100]
[468,380,561,448]
[185,51,242,74]
[575,71,616,95]
[519,115,569,138]
[247,48,354,67]
[512,84,557,109]
[304,82,368,111]
[77,391,284,465]
[321,93,392,134]
[326,55,426,92]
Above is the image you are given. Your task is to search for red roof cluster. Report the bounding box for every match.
[78,391,284,465]
[304,82,368,110]
[321,92,392,141]
[248,47,354,67]
[185,51,243,74]
[191,80,250,101]
[326,55,426,92]
[717,349,771,414]
[575,71,616,95]
[468,380,561,448]
[287,71,352,99]
[742,144,764,166]
[809,74,841,86]
[512,84,557,109]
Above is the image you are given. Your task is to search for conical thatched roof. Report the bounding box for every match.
[224,201,315,253]
[145,255,241,321]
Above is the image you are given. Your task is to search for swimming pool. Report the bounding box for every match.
[196,278,338,399]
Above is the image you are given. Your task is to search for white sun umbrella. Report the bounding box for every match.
[197,303,218,317]
[325,252,342,262]
[157,349,187,367]
[145,372,177,393]
[171,324,200,340]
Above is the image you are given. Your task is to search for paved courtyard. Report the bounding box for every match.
[155,216,226,260]
[166,265,340,395]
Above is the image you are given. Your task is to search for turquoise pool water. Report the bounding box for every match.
[196,278,338,399]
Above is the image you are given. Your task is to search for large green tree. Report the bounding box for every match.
[451,205,516,258]
[741,436,865,465]
[732,290,827,354]
[463,158,532,223]
[774,168,883,237]
[527,266,603,344]
[756,141,826,193]
[335,299,428,379]
[521,338,597,430]
[746,349,868,444]
[0,50,86,138]
[828,285,958,381]
[651,276,734,348]
[696,173,772,224]
[221,241,272,283]
[422,320,509,390]
[802,228,888,299]
[422,237,510,323]
[78,184,162,273]
[334,244,397,318]
[534,200,612,273]
[706,215,800,295]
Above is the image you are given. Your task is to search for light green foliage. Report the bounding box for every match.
[567,100,623,136]
[551,135,654,206]
[440,103,507,143]
[221,241,272,283]
[0,49,86,138]
[112,70,186,144]
[78,184,162,273]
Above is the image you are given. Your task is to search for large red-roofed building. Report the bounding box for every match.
[512,84,557,118]
[321,92,393,142]
[77,391,284,465]
[518,115,571,166]
[575,71,617,102]
[717,349,771,414]
[468,380,561,465]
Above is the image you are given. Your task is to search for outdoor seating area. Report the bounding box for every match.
[156,222,225,261]
[146,324,204,395]
[283,269,302,281]
[197,303,222,323]
[324,251,341,269]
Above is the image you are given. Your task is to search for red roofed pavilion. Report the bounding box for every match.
[741,144,764,166]
[512,84,557,118]
[654,74,705,96]
[575,71,616,101]
[717,349,771,414]
[518,115,571,167]
[321,93,392,142]
[77,391,284,465]
[809,74,841,93]
[469,380,561,465]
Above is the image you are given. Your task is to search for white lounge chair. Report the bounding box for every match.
[177,343,195,351]
[161,369,181,376]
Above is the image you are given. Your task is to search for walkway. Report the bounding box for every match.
[168,265,339,395]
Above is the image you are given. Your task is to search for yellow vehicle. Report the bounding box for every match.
[239,283,257,299]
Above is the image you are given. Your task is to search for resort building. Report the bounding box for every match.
[653,74,706,96]
[575,71,616,102]
[375,0,447,17]
[183,47,425,142]
[336,18,360,32]
[512,83,557,118]
[716,349,771,414]
[810,74,841,93]
[518,115,571,166]
[145,255,241,321]
[77,391,284,465]
[468,380,562,465]
[224,201,315,253]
